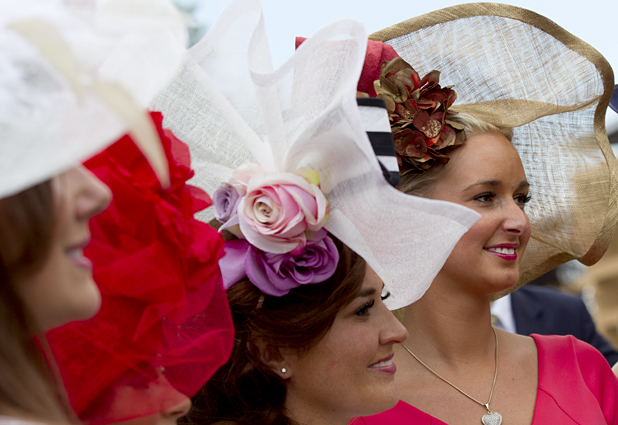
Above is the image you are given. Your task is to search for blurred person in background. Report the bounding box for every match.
[491,279,618,365]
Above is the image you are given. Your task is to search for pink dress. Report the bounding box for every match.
[354,334,618,424]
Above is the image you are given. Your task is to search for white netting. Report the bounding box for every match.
[0,0,187,198]
[152,0,480,309]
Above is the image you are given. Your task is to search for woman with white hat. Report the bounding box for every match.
[355,4,618,425]
[0,1,188,423]
[151,0,482,423]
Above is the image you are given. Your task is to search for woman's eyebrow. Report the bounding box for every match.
[464,180,530,191]
[464,179,502,190]
[359,288,376,297]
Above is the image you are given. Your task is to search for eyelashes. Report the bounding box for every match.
[354,300,375,317]
[354,291,391,317]
[473,191,496,203]
[473,191,532,206]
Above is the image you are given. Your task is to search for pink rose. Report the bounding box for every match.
[229,166,328,254]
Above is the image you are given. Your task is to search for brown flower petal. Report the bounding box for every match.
[421,70,440,86]
[374,57,466,174]
[413,109,429,129]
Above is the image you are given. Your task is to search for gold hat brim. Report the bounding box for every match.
[370,3,617,298]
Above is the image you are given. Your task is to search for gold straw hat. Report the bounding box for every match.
[370,3,618,297]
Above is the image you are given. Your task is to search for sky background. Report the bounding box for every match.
[179,0,618,133]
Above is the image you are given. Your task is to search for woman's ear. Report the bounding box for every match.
[253,338,292,379]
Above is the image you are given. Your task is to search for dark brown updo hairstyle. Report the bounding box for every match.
[184,228,367,425]
[397,113,514,198]
[0,180,72,423]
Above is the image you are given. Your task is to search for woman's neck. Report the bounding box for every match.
[284,396,350,425]
[402,277,496,366]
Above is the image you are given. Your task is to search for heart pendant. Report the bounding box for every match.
[481,412,502,425]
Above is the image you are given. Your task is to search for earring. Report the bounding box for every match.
[281,368,287,373]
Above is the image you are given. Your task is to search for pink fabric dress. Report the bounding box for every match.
[353,334,618,424]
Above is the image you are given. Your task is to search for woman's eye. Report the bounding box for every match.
[381,291,391,301]
[355,300,375,317]
[515,193,532,207]
[474,192,495,203]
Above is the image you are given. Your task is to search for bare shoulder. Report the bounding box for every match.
[498,329,536,352]
[497,330,538,371]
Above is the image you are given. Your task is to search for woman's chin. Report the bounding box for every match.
[475,271,520,297]
[487,277,520,297]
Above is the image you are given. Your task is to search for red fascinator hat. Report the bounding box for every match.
[47,112,234,424]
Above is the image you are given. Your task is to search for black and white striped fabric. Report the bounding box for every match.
[356,97,400,187]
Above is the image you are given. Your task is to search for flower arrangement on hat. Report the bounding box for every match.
[150,4,485,423]
[368,57,465,175]
[214,165,338,296]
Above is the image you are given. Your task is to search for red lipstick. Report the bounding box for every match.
[483,243,518,261]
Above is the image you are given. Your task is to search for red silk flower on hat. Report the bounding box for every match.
[47,112,234,424]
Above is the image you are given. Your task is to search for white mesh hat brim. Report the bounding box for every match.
[152,0,480,310]
[0,0,187,198]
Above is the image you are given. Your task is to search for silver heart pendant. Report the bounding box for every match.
[481,412,502,425]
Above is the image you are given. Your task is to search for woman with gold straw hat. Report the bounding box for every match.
[0,0,189,424]
[353,4,618,425]
[150,0,483,423]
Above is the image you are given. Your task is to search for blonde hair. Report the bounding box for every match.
[397,113,513,197]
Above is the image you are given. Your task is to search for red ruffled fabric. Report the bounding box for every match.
[295,37,399,96]
[47,112,234,424]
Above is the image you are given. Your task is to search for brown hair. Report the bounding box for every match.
[0,180,71,423]
[397,113,513,197]
[184,234,366,425]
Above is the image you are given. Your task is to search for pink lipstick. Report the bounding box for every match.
[368,353,396,374]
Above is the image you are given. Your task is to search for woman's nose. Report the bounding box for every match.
[504,199,530,236]
[379,304,409,345]
[160,396,192,422]
[71,165,112,220]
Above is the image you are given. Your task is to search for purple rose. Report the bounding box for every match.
[218,233,339,296]
[213,182,243,224]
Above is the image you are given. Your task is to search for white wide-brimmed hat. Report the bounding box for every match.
[369,3,617,297]
[152,0,481,309]
[0,0,188,198]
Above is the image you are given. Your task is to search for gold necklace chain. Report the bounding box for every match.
[401,327,499,415]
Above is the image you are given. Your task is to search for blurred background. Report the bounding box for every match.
[173,0,618,348]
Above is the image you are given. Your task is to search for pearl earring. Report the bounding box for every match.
[281,368,287,373]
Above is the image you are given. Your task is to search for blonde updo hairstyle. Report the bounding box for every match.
[397,113,513,198]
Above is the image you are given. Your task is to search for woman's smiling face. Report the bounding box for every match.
[16,165,111,331]
[282,264,408,424]
[427,132,532,294]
